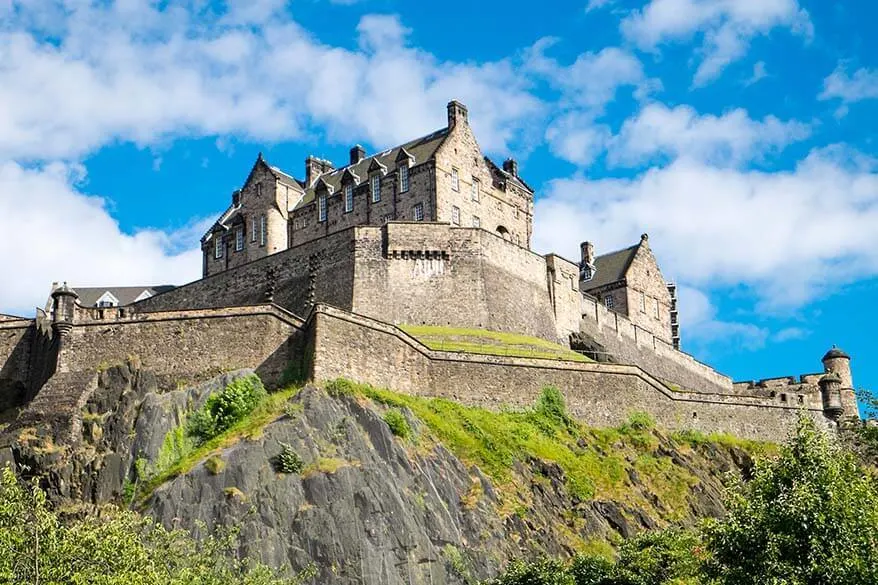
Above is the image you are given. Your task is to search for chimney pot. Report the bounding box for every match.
[503,158,519,177]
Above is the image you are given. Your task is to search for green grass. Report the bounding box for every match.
[399,324,592,362]
[138,385,302,503]
[331,379,751,514]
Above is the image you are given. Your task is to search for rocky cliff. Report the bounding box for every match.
[0,365,766,585]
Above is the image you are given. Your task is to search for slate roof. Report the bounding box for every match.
[294,127,450,209]
[822,347,851,361]
[72,286,176,307]
[581,243,641,291]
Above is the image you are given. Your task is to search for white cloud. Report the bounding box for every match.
[621,0,812,86]
[533,146,878,310]
[545,113,611,166]
[676,286,768,351]
[745,60,767,86]
[0,161,203,315]
[819,63,878,106]
[586,0,614,12]
[608,103,810,166]
[0,5,541,162]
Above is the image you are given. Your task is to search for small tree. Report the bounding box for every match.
[704,415,878,585]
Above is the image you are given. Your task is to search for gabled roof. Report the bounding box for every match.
[581,243,641,291]
[72,286,176,307]
[294,127,450,210]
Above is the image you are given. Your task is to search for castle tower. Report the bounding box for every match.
[821,346,860,421]
[51,282,78,337]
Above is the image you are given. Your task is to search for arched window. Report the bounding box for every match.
[496,225,509,239]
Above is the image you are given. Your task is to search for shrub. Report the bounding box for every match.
[383,409,412,439]
[186,375,266,443]
[625,411,655,431]
[205,456,225,475]
[273,442,304,474]
[325,378,357,397]
[535,386,574,427]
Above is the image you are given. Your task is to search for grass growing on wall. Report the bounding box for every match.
[398,324,592,362]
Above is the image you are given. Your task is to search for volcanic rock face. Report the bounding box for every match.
[4,365,753,585]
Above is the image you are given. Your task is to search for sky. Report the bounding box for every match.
[1,0,877,402]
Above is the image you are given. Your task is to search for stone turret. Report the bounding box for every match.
[819,372,843,421]
[51,282,78,337]
[821,346,859,421]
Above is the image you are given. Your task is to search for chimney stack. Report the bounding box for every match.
[350,145,366,165]
[580,241,595,267]
[503,158,519,177]
[447,100,468,129]
[305,156,334,187]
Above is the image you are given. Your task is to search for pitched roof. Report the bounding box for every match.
[581,244,641,291]
[294,127,450,209]
[0,313,27,321]
[72,286,176,307]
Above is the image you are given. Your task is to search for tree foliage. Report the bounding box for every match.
[0,466,307,584]
[187,375,267,443]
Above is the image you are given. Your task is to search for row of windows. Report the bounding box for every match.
[317,170,409,223]
[450,168,480,202]
[450,205,480,228]
[214,216,267,259]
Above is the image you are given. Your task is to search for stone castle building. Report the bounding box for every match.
[0,100,861,446]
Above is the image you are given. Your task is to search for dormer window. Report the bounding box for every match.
[371,175,381,202]
[344,183,354,213]
[318,194,327,222]
[214,236,223,259]
[399,165,409,193]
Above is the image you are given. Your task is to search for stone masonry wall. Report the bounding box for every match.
[308,305,830,442]
[138,228,358,317]
[0,319,33,408]
[623,241,673,344]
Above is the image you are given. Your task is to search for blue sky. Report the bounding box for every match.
[1,0,877,404]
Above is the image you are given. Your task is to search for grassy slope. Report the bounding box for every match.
[138,375,775,538]
[399,325,592,362]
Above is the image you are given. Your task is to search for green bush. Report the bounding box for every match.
[186,375,266,443]
[273,442,304,474]
[625,412,655,431]
[205,456,225,475]
[325,378,356,397]
[383,409,412,439]
[534,386,575,431]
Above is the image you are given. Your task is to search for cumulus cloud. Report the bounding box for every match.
[0,161,204,315]
[621,0,812,86]
[819,63,878,108]
[608,103,810,167]
[0,3,542,161]
[533,146,878,310]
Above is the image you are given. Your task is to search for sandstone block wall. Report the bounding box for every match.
[308,305,829,442]
[0,319,33,408]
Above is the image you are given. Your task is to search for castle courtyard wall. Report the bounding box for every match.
[0,320,34,407]
[308,305,830,442]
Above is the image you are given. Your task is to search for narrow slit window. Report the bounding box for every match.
[251,217,257,242]
[344,184,354,213]
[260,215,267,246]
[318,195,327,222]
[400,165,409,193]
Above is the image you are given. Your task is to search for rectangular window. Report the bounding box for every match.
[251,217,257,242]
[472,215,480,228]
[641,292,647,313]
[256,183,262,198]
[371,175,381,202]
[654,298,660,318]
[260,215,267,246]
[235,228,244,251]
[413,203,424,221]
[451,205,460,226]
[451,168,459,191]
[344,184,354,213]
[399,165,409,193]
[471,178,480,202]
[604,295,614,309]
[214,236,223,259]
[318,195,327,222]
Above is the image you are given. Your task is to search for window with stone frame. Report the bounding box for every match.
[214,235,223,259]
[413,203,424,221]
[654,298,660,318]
[260,215,267,246]
[251,217,257,242]
[235,228,244,251]
[399,164,410,193]
[604,295,614,309]
[472,215,480,228]
[451,205,460,225]
[451,168,459,191]
[471,177,480,202]
[371,174,381,202]
[318,194,327,222]
[344,184,354,213]
[640,292,647,313]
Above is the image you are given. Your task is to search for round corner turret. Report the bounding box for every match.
[50,282,78,335]
[821,345,859,422]
[818,372,843,420]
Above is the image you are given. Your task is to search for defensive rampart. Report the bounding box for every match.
[307,305,829,442]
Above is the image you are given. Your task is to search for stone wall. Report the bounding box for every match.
[58,304,305,388]
[0,319,34,409]
[308,305,831,442]
[622,239,673,343]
